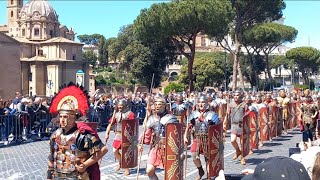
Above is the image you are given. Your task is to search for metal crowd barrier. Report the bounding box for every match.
[0,103,147,146]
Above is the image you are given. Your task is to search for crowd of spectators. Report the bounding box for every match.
[0,91,148,145]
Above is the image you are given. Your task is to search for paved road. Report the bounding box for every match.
[0,127,301,180]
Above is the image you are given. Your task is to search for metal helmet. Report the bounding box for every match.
[154,97,167,114]
[197,94,209,111]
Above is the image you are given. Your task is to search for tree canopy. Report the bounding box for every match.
[77,34,104,45]
[179,52,231,90]
[286,46,320,83]
[134,0,233,91]
[216,0,286,90]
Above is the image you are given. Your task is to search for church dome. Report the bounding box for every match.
[20,0,58,22]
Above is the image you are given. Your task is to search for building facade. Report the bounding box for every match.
[0,0,91,97]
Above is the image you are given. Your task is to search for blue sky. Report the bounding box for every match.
[0,0,319,49]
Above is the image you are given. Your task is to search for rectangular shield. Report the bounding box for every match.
[296,102,302,125]
[165,123,184,180]
[317,119,320,137]
[269,106,278,139]
[242,113,250,158]
[249,112,258,150]
[121,119,139,168]
[277,107,283,137]
[286,103,292,129]
[219,104,227,123]
[208,122,224,178]
[259,107,269,142]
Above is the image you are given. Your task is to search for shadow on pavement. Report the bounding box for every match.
[263,142,282,147]
[272,138,291,141]
[253,149,272,155]
[245,158,267,165]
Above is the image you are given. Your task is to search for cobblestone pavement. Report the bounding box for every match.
[0,127,301,180]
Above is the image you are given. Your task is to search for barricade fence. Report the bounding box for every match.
[0,104,147,145]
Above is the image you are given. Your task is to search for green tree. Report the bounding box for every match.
[95,75,106,86]
[98,36,108,66]
[286,47,320,84]
[108,25,136,62]
[77,34,104,45]
[82,50,97,67]
[164,82,185,94]
[241,22,297,83]
[179,52,230,90]
[134,0,233,91]
[216,0,286,90]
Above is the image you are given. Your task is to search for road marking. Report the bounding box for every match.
[186,150,236,177]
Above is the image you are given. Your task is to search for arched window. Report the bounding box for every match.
[11,0,14,5]
[11,11,13,17]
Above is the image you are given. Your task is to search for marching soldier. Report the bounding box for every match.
[277,90,291,134]
[47,83,108,180]
[183,95,220,180]
[224,91,253,165]
[171,93,189,124]
[105,99,136,176]
[300,93,317,142]
[138,97,179,180]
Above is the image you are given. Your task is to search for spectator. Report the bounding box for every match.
[291,140,320,178]
[241,156,310,180]
[312,152,320,180]
[11,92,21,109]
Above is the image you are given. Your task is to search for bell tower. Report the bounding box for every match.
[7,0,23,37]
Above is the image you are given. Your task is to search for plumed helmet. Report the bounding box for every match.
[49,82,89,116]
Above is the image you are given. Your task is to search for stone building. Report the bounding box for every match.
[0,0,91,98]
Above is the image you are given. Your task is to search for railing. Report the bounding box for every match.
[0,104,147,146]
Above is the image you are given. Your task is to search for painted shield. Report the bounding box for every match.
[259,107,269,142]
[286,103,292,129]
[208,122,224,178]
[296,102,302,125]
[317,119,320,137]
[219,104,227,123]
[121,119,139,168]
[290,103,296,128]
[165,123,184,180]
[242,113,250,158]
[277,107,283,137]
[269,106,278,139]
[249,112,258,150]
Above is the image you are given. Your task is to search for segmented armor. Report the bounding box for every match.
[189,110,219,157]
[49,127,103,180]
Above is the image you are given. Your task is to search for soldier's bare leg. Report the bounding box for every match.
[146,164,158,180]
[239,137,246,165]
[191,152,204,179]
[231,134,241,160]
[113,148,130,175]
[113,148,121,171]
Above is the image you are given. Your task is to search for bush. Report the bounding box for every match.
[164,82,185,94]
[95,75,106,85]
[106,66,113,72]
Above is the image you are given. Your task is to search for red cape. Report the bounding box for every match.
[77,122,100,180]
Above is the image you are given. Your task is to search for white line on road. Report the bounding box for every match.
[185,150,236,177]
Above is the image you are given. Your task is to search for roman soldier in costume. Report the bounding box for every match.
[47,83,108,180]
[224,91,253,165]
[184,95,220,180]
[171,93,189,124]
[277,90,291,134]
[139,97,179,180]
[105,99,135,176]
[300,94,317,142]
